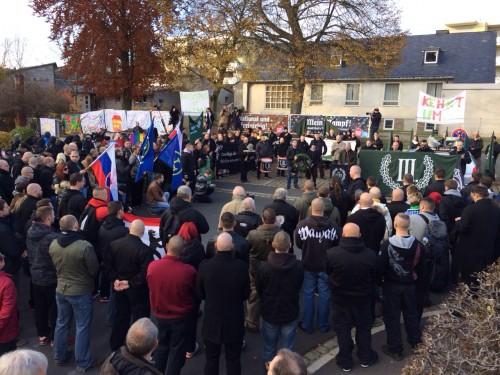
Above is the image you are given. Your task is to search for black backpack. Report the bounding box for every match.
[419,214,450,291]
[79,205,100,244]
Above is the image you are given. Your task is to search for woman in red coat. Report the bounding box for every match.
[0,252,19,355]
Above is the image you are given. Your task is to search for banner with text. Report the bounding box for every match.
[216,142,240,175]
[80,110,105,134]
[358,151,460,196]
[416,91,466,124]
[241,114,289,133]
[325,116,369,137]
[180,90,210,114]
[289,115,324,135]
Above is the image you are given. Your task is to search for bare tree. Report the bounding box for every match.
[253,0,406,113]
[0,37,26,69]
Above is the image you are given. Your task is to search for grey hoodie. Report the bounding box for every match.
[378,235,423,284]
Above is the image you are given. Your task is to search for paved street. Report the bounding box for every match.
[17,174,414,374]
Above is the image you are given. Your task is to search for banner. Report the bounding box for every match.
[289,115,324,135]
[240,114,289,132]
[189,113,203,143]
[151,111,170,135]
[358,151,460,196]
[417,91,466,124]
[325,116,369,137]
[180,90,209,114]
[216,142,240,175]
[80,110,105,134]
[305,137,355,161]
[123,213,164,259]
[39,118,57,136]
[330,163,351,187]
[126,110,150,130]
[104,109,126,132]
[61,114,81,135]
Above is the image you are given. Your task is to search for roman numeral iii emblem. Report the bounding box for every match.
[397,159,416,181]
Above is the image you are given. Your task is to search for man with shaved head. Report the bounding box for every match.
[108,219,154,351]
[295,198,339,334]
[147,235,196,374]
[387,188,409,230]
[347,192,386,253]
[266,188,299,243]
[0,159,14,204]
[197,231,250,375]
[49,214,99,372]
[326,223,378,371]
[294,180,316,221]
[346,165,366,209]
[218,185,246,229]
[235,197,261,238]
[377,213,424,361]
[15,183,42,242]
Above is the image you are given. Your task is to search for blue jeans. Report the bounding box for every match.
[54,293,93,369]
[149,192,170,214]
[287,166,298,189]
[302,271,331,333]
[261,319,297,362]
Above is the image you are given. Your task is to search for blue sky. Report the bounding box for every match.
[1,0,499,67]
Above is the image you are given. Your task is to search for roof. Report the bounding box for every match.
[15,63,58,72]
[252,31,497,84]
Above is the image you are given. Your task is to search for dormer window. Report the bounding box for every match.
[424,50,439,64]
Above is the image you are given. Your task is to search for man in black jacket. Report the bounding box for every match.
[423,168,445,197]
[197,232,250,375]
[26,205,60,345]
[15,183,42,242]
[347,193,386,253]
[58,173,87,219]
[256,136,274,179]
[295,199,339,334]
[39,157,55,199]
[310,133,327,179]
[256,231,303,367]
[108,219,154,351]
[387,188,409,231]
[0,160,14,204]
[450,140,471,176]
[160,186,209,244]
[346,165,366,210]
[234,197,260,238]
[439,179,465,233]
[326,223,378,372]
[265,188,299,246]
[97,201,129,302]
[181,144,196,191]
[286,140,300,190]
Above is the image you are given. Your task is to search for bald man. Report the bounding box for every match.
[235,197,261,238]
[326,223,378,371]
[295,198,339,334]
[15,183,42,240]
[108,219,154,351]
[347,192,386,253]
[147,235,196,374]
[294,180,316,221]
[346,165,367,209]
[39,156,56,199]
[197,231,250,375]
[218,186,246,229]
[377,213,424,361]
[387,188,409,229]
[0,159,14,204]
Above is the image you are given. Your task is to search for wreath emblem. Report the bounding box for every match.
[379,154,434,190]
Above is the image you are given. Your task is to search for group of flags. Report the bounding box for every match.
[89,117,184,201]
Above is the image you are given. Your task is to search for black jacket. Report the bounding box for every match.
[0,216,23,275]
[295,215,339,272]
[181,151,196,181]
[109,234,153,288]
[423,180,445,197]
[66,160,82,175]
[450,148,471,175]
[101,346,161,375]
[265,199,299,241]
[97,216,129,264]
[234,211,261,238]
[308,148,322,166]
[256,252,304,324]
[206,230,250,265]
[326,237,376,301]
[15,195,40,237]
[310,139,327,155]
[330,190,351,226]
[346,178,367,209]
[26,222,60,286]
[0,169,14,204]
[438,190,465,232]
[256,141,273,159]
[181,239,206,270]
[197,252,250,343]
[347,208,386,252]
[160,197,209,243]
[39,165,55,198]
[387,201,410,228]
[58,189,87,219]
[297,141,309,154]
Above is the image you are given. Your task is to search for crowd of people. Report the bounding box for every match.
[0,120,498,375]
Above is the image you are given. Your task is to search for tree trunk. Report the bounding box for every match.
[290,65,305,114]
[14,73,26,126]
[121,88,132,110]
[210,88,221,114]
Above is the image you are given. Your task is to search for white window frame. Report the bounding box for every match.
[426,82,443,97]
[345,83,360,106]
[310,84,323,105]
[424,50,439,64]
[424,123,437,132]
[383,83,400,106]
[383,119,394,130]
[265,84,293,109]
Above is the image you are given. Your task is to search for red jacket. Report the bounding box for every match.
[147,256,196,319]
[87,198,108,221]
[0,271,19,343]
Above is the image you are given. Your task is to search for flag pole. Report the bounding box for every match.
[85,141,116,171]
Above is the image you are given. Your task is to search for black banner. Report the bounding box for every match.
[330,163,351,187]
[216,142,241,175]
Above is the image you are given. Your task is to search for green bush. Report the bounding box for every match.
[9,126,35,142]
[0,131,10,149]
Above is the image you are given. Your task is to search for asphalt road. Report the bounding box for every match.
[16,179,412,374]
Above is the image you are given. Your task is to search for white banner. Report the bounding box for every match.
[40,118,57,136]
[151,111,170,135]
[80,110,105,134]
[180,90,209,114]
[104,109,127,132]
[416,91,466,124]
[125,110,150,130]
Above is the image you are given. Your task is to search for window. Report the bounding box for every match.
[426,82,443,97]
[383,83,399,105]
[383,119,394,130]
[424,50,439,64]
[424,123,437,132]
[345,83,360,105]
[310,84,323,104]
[265,85,292,109]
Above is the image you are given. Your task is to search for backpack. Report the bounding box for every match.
[79,205,100,244]
[419,214,450,291]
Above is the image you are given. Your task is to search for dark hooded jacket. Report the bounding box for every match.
[234,210,261,238]
[100,346,161,375]
[97,215,128,264]
[256,252,304,324]
[265,199,299,241]
[0,169,14,204]
[160,197,209,243]
[438,189,466,232]
[295,215,339,272]
[58,189,87,219]
[346,177,367,209]
[326,237,376,301]
[26,221,60,286]
[0,216,23,275]
[347,208,386,253]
